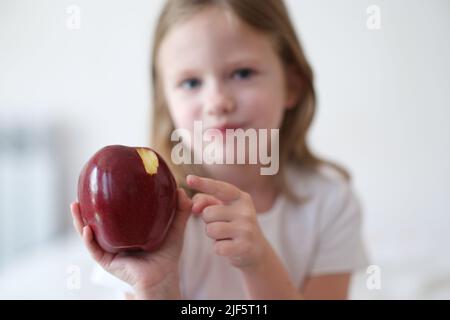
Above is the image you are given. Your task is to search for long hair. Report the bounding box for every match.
[150,0,350,202]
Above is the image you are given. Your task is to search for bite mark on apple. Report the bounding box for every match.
[136,148,159,175]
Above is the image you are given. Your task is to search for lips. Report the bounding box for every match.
[208,123,246,134]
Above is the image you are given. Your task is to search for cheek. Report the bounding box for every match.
[166,95,202,131]
[238,87,285,129]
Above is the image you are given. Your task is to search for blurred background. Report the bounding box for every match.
[0,0,449,299]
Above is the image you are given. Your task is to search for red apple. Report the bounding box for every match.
[77,145,177,253]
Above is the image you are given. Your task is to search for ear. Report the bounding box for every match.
[284,66,304,110]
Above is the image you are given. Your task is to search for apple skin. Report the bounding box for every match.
[77,145,177,253]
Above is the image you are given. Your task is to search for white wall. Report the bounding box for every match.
[0,0,449,299]
[288,0,450,298]
[0,0,163,198]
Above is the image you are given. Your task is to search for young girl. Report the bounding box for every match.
[71,0,368,299]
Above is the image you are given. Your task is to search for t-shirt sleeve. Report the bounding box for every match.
[309,181,370,276]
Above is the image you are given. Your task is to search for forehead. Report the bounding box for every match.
[158,6,277,75]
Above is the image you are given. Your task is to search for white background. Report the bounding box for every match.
[0,0,449,299]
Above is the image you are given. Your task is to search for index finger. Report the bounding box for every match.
[186,175,241,203]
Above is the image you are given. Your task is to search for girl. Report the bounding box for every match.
[71,0,369,299]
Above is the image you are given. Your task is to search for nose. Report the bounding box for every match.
[203,81,235,116]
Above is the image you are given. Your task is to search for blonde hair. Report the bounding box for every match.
[150,0,350,202]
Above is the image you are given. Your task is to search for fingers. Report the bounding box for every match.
[82,225,109,265]
[186,175,241,203]
[202,204,233,223]
[71,204,112,268]
[205,222,235,240]
[191,193,222,215]
[70,202,84,236]
[71,202,103,263]
[177,188,193,213]
[170,188,193,235]
[213,239,236,257]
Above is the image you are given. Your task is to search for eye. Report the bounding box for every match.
[232,68,255,80]
[180,78,201,90]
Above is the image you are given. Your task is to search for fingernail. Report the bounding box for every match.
[186,174,196,184]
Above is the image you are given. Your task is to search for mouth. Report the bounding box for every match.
[208,123,247,135]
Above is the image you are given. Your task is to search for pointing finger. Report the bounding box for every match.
[186,175,240,203]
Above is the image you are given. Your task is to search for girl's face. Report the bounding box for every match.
[158,6,297,138]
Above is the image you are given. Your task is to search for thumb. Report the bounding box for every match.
[170,188,193,236]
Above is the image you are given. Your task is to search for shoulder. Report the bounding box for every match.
[284,162,363,230]
[285,162,357,204]
[285,165,370,275]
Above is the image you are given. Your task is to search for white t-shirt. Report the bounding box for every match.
[91,164,370,299]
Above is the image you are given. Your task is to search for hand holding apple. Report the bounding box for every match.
[70,187,192,298]
[73,145,193,298]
